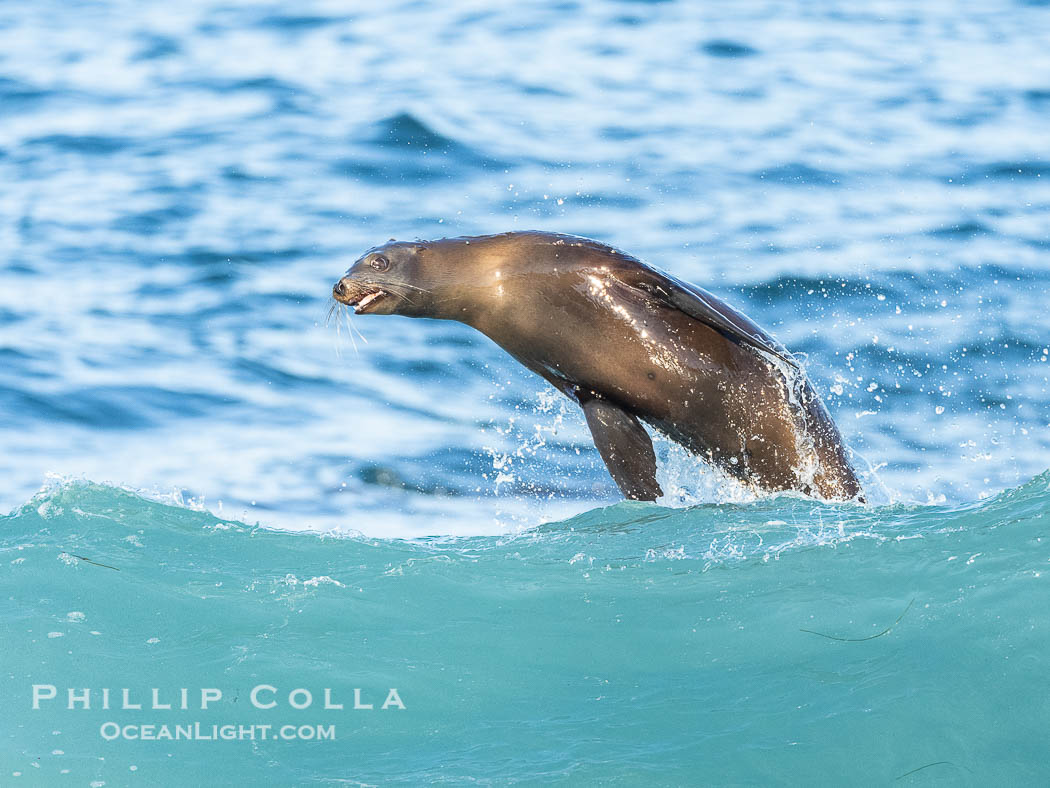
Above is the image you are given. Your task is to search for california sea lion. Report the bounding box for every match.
[332,231,862,502]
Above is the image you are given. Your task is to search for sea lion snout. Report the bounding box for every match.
[332,275,365,304]
[332,274,393,314]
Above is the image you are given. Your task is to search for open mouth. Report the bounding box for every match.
[351,289,387,313]
[334,283,389,313]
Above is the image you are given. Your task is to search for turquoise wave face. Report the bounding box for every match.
[4,476,1049,784]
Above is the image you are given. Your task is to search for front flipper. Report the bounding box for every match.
[627,266,798,368]
[582,399,663,501]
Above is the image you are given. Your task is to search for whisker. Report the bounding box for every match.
[377,285,413,303]
[387,281,430,294]
[333,302,344,360]
[325,299,340,326]
[347,316,359,356]
[328,282,419,359]
[346,308,368,349]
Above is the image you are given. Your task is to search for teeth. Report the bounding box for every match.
[354,291,384,311]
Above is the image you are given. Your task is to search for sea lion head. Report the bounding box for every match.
[333,236,499,321]
[332,240,440,318]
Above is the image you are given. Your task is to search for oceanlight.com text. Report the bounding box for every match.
[99,722,336,742]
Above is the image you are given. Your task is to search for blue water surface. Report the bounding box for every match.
[2,0,1050,784]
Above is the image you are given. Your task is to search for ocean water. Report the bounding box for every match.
[2,0,1050,784]
[5,479,1050,784]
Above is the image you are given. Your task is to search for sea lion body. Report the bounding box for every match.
[333,232,861,501]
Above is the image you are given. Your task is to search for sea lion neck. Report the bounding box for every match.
[422,233,533,328]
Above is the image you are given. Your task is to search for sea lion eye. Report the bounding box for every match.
[370,255,389,272]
